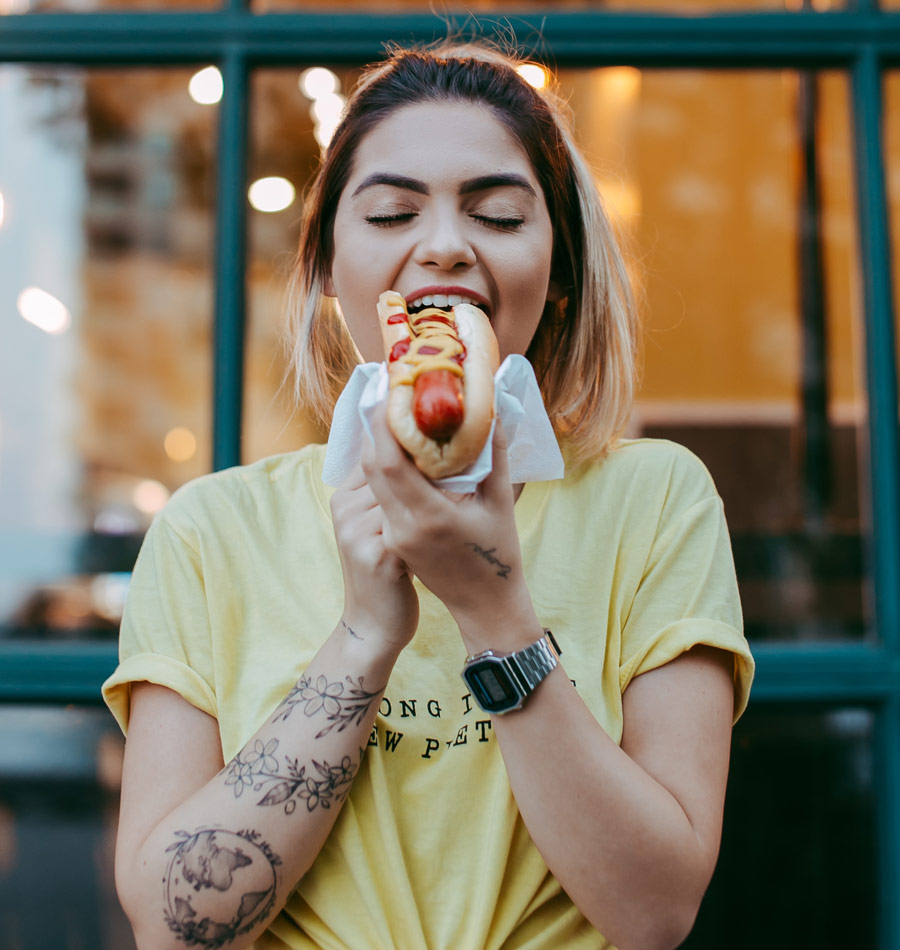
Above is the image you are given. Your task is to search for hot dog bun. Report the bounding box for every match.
[377,290,499,479]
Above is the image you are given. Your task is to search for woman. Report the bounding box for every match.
[104,43,754,950]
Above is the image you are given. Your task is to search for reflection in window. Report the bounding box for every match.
[0,67,215,641]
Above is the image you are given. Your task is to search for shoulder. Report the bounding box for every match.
[563,438,720,509]
[157,444,329,541]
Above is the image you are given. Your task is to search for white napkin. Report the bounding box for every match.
[322,354,565,492]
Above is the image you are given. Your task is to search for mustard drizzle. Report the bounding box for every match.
[393,307,465,386]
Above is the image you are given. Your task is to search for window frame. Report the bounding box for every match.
[1,3,899,944]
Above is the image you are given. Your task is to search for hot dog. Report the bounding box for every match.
[377,290,499,479]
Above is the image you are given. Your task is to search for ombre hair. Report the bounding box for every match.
[285,42,638,464]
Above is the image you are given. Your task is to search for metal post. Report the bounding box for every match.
[212,45,249,471]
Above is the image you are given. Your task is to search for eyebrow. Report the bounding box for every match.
[351,172,537,198]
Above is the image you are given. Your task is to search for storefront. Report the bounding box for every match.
[0,1,898,945]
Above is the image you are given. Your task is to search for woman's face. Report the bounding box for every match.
[327,100,555,364]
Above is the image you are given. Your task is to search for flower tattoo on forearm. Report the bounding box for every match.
[272,674,383,738]
[224,739,364,815]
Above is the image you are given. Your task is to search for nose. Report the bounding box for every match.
[414,206,476,271]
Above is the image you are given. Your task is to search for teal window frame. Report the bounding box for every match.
[1,3,899,945]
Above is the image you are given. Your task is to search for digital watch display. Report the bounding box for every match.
[461,632,560,715]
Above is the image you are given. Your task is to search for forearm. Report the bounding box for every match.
[119,623,398,950]
[491,669,711,950]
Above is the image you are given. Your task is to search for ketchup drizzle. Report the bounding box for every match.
[389,340,410,361]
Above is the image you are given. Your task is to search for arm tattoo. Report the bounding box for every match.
[463,541,512,578]
[340,618,362,640]
[272,674,383,737]
[163,828,280,949]
[224,740,365,815]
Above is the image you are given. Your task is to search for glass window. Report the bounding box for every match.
[243,68,345,462]
[246,64,868,643]
[683,705,877,948]
[0,66,216,642]
[603,69,865,642]
[0,705,134,948]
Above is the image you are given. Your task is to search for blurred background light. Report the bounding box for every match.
[516,63,550,90]
[314,117,340,150]
[299,67,344,153]
[17,287,71,335]
[603,66,642,104]
[188,66,223,105]
[0,190,5,228]
[299,67,338,100]
[90,572,132,623]
[248,175,295,213]
[132,478,171,515]
[164,426,197,462]
[310,91,346,124]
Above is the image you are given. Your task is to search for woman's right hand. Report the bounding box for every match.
[330,462,420,655]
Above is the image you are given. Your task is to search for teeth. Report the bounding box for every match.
[408,294,480,311]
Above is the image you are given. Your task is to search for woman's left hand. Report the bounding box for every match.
[360,403,539,646]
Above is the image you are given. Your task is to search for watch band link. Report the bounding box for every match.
[505,635,558,694]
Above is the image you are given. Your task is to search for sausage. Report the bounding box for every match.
[377,291,499,478]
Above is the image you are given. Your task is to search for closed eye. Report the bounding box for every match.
[365,212,416,228]
[471,214,525,232]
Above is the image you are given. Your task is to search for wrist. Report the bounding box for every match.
[454,593,542,657]
[335,615,406,670]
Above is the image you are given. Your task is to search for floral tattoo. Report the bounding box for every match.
[272,674,382,738]
[224,739,364,815]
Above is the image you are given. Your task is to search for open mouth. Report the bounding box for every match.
[407,293,489,318]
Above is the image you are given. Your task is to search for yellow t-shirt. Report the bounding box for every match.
[103,438,753,950]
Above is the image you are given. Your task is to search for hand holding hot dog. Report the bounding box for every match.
[360,403,540,651]
[329,462,420,656]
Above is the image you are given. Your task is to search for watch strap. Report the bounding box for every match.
[503,634,559,694]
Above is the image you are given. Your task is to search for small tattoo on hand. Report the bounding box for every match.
[341,618,362,640]
[464,541,511,578]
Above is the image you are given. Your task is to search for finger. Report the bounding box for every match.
[480,417,513,506]
[364,401,437,513]
[337,460,368,493]
[331,464,380,520]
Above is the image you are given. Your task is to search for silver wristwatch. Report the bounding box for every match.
[461,630,560,714]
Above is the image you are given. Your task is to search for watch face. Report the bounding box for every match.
[464,659,522,713]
